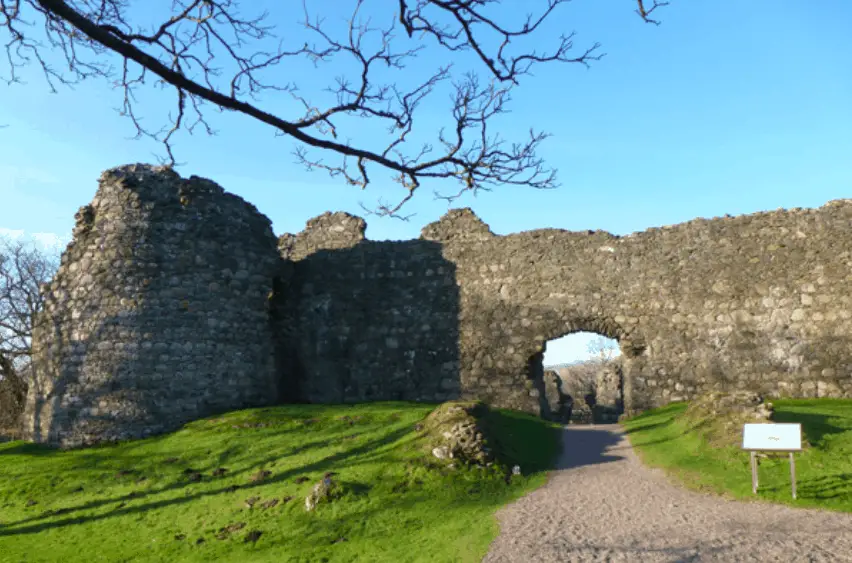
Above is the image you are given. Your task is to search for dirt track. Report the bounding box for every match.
[483,425,852,562]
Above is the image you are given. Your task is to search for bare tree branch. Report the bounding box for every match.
[0,0,669,215]
[0,236,59,435]
[636,0,670,26]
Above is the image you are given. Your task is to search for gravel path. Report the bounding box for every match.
[483,425,852,562]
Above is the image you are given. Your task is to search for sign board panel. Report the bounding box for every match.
[742,423,802,451]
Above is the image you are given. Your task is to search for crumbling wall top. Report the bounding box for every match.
[278,211,367,261]
[420,208,494,243]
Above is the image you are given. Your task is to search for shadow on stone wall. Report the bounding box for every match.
[278,239,462,406]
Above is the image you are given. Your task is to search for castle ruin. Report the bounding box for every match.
[21,164,852,447]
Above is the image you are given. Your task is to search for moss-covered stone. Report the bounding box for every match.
[418,401,495,467]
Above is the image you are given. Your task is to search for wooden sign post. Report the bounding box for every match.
[741,423,802,499]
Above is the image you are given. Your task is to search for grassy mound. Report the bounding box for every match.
[622,398,852,512]
[0,401,562,563]
[680,391,783,448]
[416,400,553,476]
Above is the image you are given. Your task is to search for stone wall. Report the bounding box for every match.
[21,164,852,447]
[282,203,852,419]
[23,165,283,447]
[275,212,461,406]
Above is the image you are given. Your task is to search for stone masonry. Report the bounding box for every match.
[21,164,852,447]
[23,165,282,447]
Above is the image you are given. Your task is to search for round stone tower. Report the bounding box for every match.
[23,164,282,447]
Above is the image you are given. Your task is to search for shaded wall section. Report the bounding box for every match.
[275,212,461,406]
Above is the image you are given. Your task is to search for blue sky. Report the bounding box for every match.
[1,0,850,364]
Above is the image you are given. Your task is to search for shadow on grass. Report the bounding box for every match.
[770,411,850,447]
[0,442,56,457]
[782,472,852,501]
[0,424,415,536]
[621,419,670,434]
[621,418,712,450]
[486,409,563,473]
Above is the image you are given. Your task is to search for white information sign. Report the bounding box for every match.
[741,423,802,499]
[742,423,802,451]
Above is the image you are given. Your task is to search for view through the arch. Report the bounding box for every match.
[543,332,621,369]
[542,332,623,424]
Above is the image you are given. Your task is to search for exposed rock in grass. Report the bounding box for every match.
[249,469,272,483]
[244,530,263,543]
[305,475,335,511]
[215,522,246,540]
[339,415,364,426]
[260,498,279,509]
[303,475,366,511]
[418,401,495,468]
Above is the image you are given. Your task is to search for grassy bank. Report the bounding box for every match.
[0,402,562,563]
[621,398,852,513]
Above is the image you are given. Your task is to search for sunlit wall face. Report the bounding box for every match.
[543,332,620,367]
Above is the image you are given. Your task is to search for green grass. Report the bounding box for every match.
[0,402,562,563]
[621,398,852,512]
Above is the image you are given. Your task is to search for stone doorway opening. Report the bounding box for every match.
[540,333,624,424]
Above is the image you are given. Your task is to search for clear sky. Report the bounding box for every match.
[1,1,850,364]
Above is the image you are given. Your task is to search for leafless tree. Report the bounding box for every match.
[586,334,619,364]
[0,0,668,216]
[0,236,59,436]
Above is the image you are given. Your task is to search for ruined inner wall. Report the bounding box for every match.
[24,164,282,447]
[276,212,461,405]
[282,202,852,417]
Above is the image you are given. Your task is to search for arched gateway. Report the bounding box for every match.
[23,165,852,447]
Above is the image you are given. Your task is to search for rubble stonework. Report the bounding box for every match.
[22,164,282,447]
[22,164,852,447]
